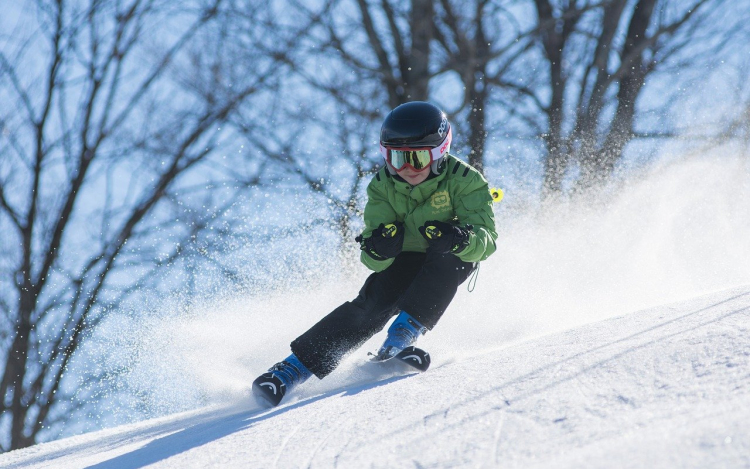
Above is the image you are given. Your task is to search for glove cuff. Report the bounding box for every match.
[355,234,388,260]
[451,225,473,254]
[363,246,387,260]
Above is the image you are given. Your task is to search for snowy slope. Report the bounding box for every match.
[2,286,748,469]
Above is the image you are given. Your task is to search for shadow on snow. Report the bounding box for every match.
[82,374,414,469]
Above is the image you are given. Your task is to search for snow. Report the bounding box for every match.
[1,155,749,467]
[1,286,748,468]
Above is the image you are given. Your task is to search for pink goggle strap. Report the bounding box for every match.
[379,127,452,166]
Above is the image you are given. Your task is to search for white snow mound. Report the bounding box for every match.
[1,287,748,469]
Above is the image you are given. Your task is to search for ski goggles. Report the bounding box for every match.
[380,128,452,173]
[385,148,434,172]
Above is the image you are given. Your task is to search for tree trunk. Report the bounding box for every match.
[465,4,489,173]
[405,0,434,101]
[578,0,656,186]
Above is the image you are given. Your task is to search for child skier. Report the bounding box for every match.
[252,101,498,406]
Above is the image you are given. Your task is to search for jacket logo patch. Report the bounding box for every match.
[430,191,451,211]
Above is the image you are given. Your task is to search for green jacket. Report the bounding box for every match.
[360,154,498,272]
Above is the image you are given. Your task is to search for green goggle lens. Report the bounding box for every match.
[389,149,432,171]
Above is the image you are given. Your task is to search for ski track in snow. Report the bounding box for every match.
[1,286,748,468]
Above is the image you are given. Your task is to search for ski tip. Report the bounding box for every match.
[252,373,286,407]
[395,346,431,372]
[367,346,431,371]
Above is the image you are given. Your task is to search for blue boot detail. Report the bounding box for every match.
[376,311,427,360]
[272,354,312,388]
[252,353,312,407]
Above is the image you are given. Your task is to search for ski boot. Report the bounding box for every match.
[252,353,312,407]
[374,311,427,361]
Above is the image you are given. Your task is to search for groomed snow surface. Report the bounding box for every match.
[2,286,748,469]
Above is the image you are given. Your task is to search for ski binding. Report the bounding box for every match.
[369,346,431,372]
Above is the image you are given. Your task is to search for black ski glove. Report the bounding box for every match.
[355,222,405,260]
[418,220,472,255]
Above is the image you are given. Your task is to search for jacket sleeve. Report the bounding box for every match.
[359,175,398,272]
[454,174,498,263]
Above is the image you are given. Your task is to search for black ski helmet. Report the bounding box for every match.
[380,101,452,175]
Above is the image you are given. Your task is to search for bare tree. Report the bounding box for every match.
[301,0,510,174]
[239,95,379,258]
[431,0,746,193]
[433,0,524,171]
[344,0,435,106]
[0,0,281,450]
[268,0,748,205]
[504,0,738,195]
[221,0,434,254]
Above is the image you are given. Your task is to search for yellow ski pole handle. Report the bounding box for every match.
[490,187,504,203]
[382,223,398,238]
[423,225,442,239]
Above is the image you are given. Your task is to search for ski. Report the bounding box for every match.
[369,346,431,372]
[252,372,287,407]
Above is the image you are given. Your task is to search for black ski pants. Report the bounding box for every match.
[291,251,476,379]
